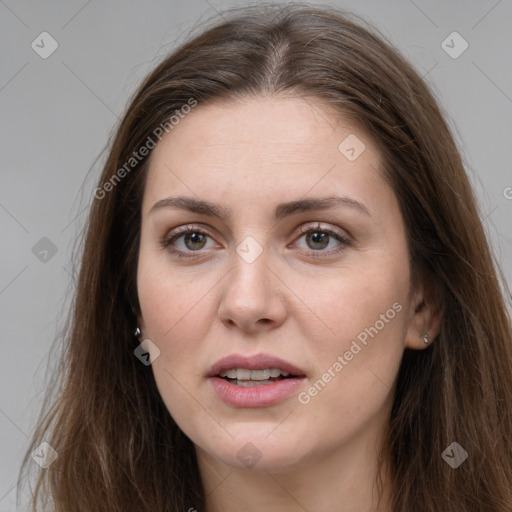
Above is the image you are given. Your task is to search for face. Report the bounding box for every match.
[136,95,425,472]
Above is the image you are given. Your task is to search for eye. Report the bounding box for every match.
[161,223,351,259]
[160,226,218,257]
[293,223,350,256]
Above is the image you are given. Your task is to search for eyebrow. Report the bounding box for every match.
[149,195,370,219]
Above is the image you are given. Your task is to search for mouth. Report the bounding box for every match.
[217,367,301,387]
[208,354,307,407]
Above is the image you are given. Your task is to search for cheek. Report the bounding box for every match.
[291,260,409,355]
[136,249,226,407]
[308,300,408,437]
[137,247,218,341]
[292,260,410,415]
[136,255,220,424]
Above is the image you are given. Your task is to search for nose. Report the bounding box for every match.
[217,248,288,334]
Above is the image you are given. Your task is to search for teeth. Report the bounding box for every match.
[219,368,292,380]
[250,369,270,380]
[237,369,251,380]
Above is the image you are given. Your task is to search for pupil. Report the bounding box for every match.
[185,232,206,250]
[307,231,329,250]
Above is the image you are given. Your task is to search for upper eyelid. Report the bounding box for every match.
[295,222,350,239]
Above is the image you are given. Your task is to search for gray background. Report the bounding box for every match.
[1,0,511,509]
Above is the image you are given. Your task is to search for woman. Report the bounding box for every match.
[20,3,512,511]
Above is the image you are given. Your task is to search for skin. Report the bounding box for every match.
[136,95,441,512]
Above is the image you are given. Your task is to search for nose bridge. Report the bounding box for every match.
[218,234,287,330]
[228,239,271,304]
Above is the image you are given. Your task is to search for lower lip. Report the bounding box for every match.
[209,376,306,407]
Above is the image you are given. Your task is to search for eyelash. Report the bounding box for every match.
[160,223,351,259]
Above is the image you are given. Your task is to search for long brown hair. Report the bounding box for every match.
[19,3,512,510]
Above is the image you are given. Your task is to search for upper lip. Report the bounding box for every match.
[208,353,306,378]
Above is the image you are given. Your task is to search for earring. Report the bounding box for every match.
[134,326,141,338]
[423,333,429,344]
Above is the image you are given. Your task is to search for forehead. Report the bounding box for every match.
[142,95,387,214]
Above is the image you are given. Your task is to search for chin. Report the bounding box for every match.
[196,429,311,472]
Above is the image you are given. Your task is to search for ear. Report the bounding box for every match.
[405,276,443,350]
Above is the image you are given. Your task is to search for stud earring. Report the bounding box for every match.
[134,326,141,338]
[423,333,429,344]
